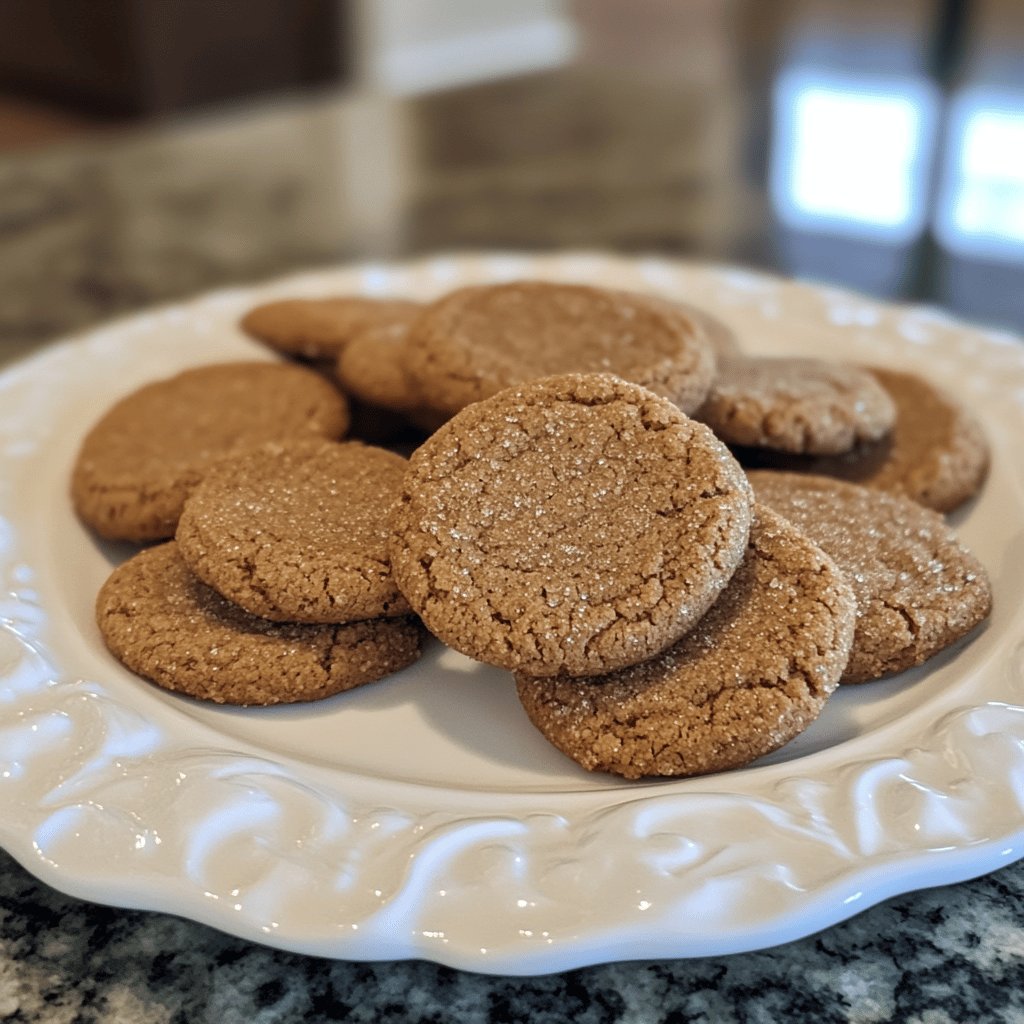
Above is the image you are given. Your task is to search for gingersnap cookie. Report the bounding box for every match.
[241,296,420,361]
[515,506,856,779]
[748,470,992,683]
[696,357,896,455]
[177,440,411,623]
[334,305,441,443]
[97,542,424,705]
[335,305,423,413]
[865,367,990,511]
[737,367,989,514]
[389,373,754,678]
[403,281,716,418]
[72,361,349,542]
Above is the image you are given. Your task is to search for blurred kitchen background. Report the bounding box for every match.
[1,0,1022,366]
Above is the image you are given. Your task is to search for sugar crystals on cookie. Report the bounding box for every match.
[388,372,754,678]
[177,439,411,623]
[71,361,350,542]
[748,471,992,683]
[515,507,856,778]
[96,542,425,706]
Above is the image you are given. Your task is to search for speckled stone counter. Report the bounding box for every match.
[1,85,1023,1023]
[3,846,1023,1023]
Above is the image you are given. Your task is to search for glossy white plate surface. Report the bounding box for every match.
[1,252,1023,975]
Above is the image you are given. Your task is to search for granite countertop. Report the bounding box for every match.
[1,847,1021,1023]
[1,86,1022,1023]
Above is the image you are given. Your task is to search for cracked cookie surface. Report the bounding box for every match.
[96,542,425,705]
[515,506,856,779]
[71,361,350,542]
[403,281,716,418]
[177,440,411,623]
[697,357,896,454]
[749,471,992,683]
[388,373,754,677]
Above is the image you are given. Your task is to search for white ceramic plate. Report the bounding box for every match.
[1,252,1023,975]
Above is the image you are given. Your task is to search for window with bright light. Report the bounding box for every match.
[936,89,1024,262]
[770,68,938,243]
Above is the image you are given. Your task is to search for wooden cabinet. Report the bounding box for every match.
[0,0,345,115]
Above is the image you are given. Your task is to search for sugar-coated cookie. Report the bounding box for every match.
[697,357,896,454]
[748,471,992,682]
[96,542,425,705]
[177,440,411,623]
[403,281,716,418]
[736,367,989,514]
[515,507,856,779]
[71,362,349,542]
[241,297,419,361]
[389,373,754,678]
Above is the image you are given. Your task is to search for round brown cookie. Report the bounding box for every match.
[177,440,411,623]
[334,306,441,444]
[389,373,754,678]
[696,357,896,455]
[96,542,425,706]
[736,367,989,514]
[335,305,424,413]
[241,297,419,361]
[403,281,716,418]
[747,470,992,683]
[72,362,349,542]
[865,367,990,511]
[515,506,856,779]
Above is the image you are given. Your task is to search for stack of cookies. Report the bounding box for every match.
[75,278,993,781]
[76,363,426,705]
